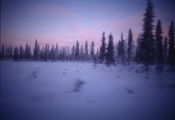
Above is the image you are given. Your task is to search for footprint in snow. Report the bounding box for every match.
[125,88,134,94]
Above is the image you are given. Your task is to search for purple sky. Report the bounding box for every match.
[1,0,175,51]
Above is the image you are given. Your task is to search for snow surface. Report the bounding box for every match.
[1,61,175,120]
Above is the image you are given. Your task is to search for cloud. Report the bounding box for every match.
[1,29,40,51]
[75,19,81,24]
[156,9,175,20]
[33,4,78,18]
[95,13,121,28]
[1,30,30,47]
[99,11,105,15]
[94,9,171,42]
[81,29,95,34]
[108,12,143,31]
[57,27,101,50]
[102,11,144,41]
[68,25,79,32]
[105,10,171,41]
[52,5,79,18]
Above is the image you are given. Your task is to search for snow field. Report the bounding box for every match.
[1,61,175,120]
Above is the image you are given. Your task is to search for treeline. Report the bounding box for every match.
[0,40,99,63]
[0,0,175,73]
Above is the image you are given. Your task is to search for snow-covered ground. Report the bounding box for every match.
[1,61,175,120]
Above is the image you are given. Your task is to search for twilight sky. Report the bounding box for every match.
[1,0,175,51]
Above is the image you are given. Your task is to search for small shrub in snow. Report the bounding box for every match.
[28,70,37,79]
[73,79,85,92]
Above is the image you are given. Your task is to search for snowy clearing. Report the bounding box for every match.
[1,61,175,120]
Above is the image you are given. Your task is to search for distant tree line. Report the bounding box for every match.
[0,0,174,73]
[0,39,99,62]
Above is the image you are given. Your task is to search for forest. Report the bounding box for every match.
[0,0,175,74]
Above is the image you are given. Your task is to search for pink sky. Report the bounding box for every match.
[1,0,174,52]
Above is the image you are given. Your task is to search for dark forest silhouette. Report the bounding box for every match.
[0,0,175,74]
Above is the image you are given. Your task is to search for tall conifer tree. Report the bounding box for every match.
[20,45,23,61]
[75,40,79,61]
[106,33,115,66]
[140,0,155,72]
[100,32,106,63]
[34,39,39,60]
[121,33,125,65]
[84,41,88,61]
[155,19,163,73]
[90,41,95,61]
[127,29,133,65]
[163,37,168,64]
[167,20,175,69]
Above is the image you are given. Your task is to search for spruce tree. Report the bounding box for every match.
[6,47,10,60]
[20,45,23,61]
[44,44,48,61]
[60,47,63,61]
[100,32,106,63]
[95,48,100,63]
[25,43,28,60]
[132,41,136,62]
[90,41,95,61]
[75,40,79,61]
[47,45,50,60]
[34,39,38,60]
[50,45,55,61]
[62,47,66,61]
[155,19,163,74]
[163,37,168,64]
[106,33,115,66]
[127,29,133,65]
[55,43,59,60]
[37,44,40,60]
[72,45,75,61]
[84,40,88,61]
[28,45,31,60]
[140,0,155,71]
[116,40,121,64]
[80,45,84,61]
[121,33,126,65]
[9,45,13,58]
[135,34,143,63]
[14,47,19,61]
[40,47,44,60]
[167,20,175,69]
[67,46,70,60]
[1,45,4,59]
